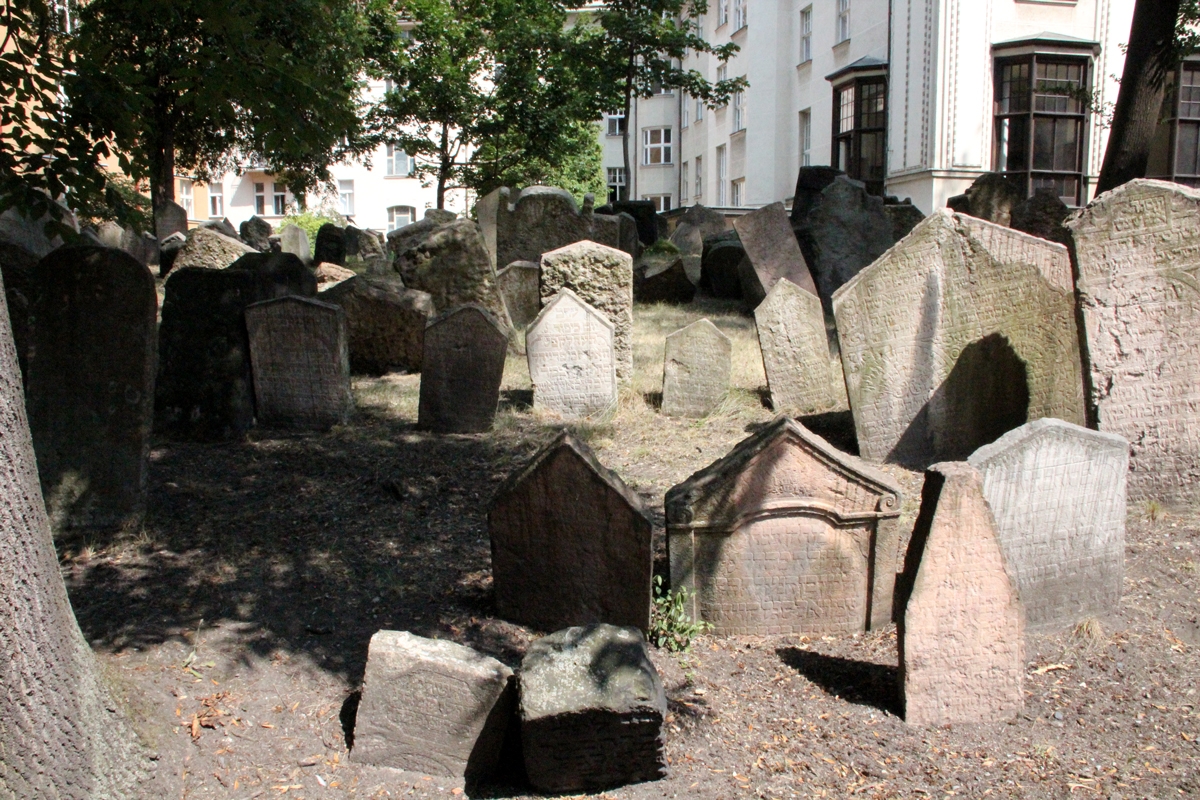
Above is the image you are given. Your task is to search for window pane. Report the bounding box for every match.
[1033,118,1055,170]
[996,62,1030,115]
[1181,66,1200,119]
[994,116,1029,172]
[859,80,885,128]
[1034,61,1083,114]
[1032,174,1078,206]
[839,86,855,134]
[1052,117,1079,171]
[1178,121,1200,175]
[859,131,885,181]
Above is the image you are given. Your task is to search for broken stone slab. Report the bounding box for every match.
[418,305,508,434]
[495,260,540,329]
[1010,190,1072,246]
[661,318,730,418]
[170,226,255,273]
[225,252,318,298]
[968,418,1128,631]
[199,218,240,241]
[240,216,273,251]
[596,200,660,245]
[789,165,844,225]
[519,624,667,794]
[353,630,514,783]
[319,275,434,375]
[882,200,926,242]
[946,172,1027,227]
[344,225,385,262]
[633,252,695,304]
[733,201,817,307]
[158,232,186,277]
[525,288,617,419]
[755,278,849,416]
[896,461,1024,726]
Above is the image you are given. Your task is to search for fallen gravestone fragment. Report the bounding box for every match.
[661,318,730,418]
[240,216,273,251]
[755,278,848,415]
[519,624,667,794]
[319,275,434,374]
[353,630,514,784]
[526,289,616,419]
[634,252,695,304]
[495,260,540,329]
[418,306,507,433]
[170,226,254,273]
[490,430,652,632]
[733,201,817,307]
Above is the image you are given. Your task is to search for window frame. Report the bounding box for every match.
[731,178,744,207]
[732,88,746,133]
[606,167,628,203]
[695,156,703,198]
[800,109,812,167]
[733,0,747,31]
[800,6,813,64]
[179,179,194,218]
[338,179,354,216]
[386,144,414,177]
[1147,58,1200,187]
[642,194,673,212]
[254,182,266,216]
[716,145,728,205]
[272,182,288,216]
[642,127,674,165]
[387,205,416,231]
[831,75,887,196]
[836,0,850,44]
[607,110,627,137]
[208,182,224,218]
[682,160,690,204]
[718,0,729,27]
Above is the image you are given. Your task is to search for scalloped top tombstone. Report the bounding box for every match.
[526,288,616,420]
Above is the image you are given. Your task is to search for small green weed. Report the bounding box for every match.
[649,575,712,652]
[643,238,681,256]
[1144,499,1165,523]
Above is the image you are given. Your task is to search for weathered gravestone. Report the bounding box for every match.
[200,217,239,240]
[319,275,434,374]
[755,278,849,416]
[539,240,634,381]
[170,226,254,273]
[245,296,352,430]
[789,166,844,224]
[832,210,1086,468]
[227,252,318,294]
[352,630,514,782]
[476,186,622,271]
[240,215,273,251]
[519,624,666,794]
[1066,180,1200,506]
[489,430,653,631]
[946,172,1026,227]
[734,201,818,308]
[418,306,507,433]
[896,461,1024,725]
[344,225,385,264]
[968,418,1128,631]
[661,318,731,418]
[883,200,927,242]
[26,246,157,534]
[670,205,727,285]
[314,262,356,291]
[495,260,540,329]
[596,199,659,245]
[158,232,186,276]
[279,225,310,263]
[665,417,903,635]
[313,223,346,266]
[633,252,695,304]
[526,289,617,419]
[97,221,158,267]
[615,211,641,259]
[154,200,188,241]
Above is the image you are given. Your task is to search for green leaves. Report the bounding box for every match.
[649,574,713,653]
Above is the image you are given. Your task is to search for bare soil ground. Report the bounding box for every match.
[62,299,1199,799]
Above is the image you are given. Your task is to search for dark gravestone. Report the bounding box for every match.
[418,305,508,433]
[313,223,347,266]
[240,216,273,252]
[1010,189,1072,246]
[319,275,434,374]
[596,200,660,245]
[633,253,695,304]
[789,165,844,224]
[946,172,1026,227]
[200,218,239,240]
[0,240,37,382]
[700,238,746,298]
[883,200,927,242]
[154,201,188,240]
[615,212,640,259]
[27,246,157,534]
[158,232,186,277]
[344,225,385,263]
[733,202,817,307]
[226,252,318,297]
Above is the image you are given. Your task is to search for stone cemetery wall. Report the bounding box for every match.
[733,201,818,307]
[755,278,849,416]
[489,431,653,632]
[526,289,616,419]
[666,417,903,635]
[26,246,157,533]
[418,306,508,433]
[896,462,1024,725]
[968,418,1128,631]
[1067,179,1200,506]
[477,186,622,272]
[319,275,434,375]
[661,318,731,418]
[833,210,1085,468]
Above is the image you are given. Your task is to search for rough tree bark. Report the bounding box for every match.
[1095,0,1182,195]
[0,274,147,798]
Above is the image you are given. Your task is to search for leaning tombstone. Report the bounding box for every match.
[495,260,540,329]
[26,246,156,534]
[489,431,653,632]
[279,225,311,263]
[896,461,1024,725]
[969,420,1128,630]
[526,289,616,419]
[666,416,903,634]
[171,226,254,272]
[661,318,730,418]
[756,278,849,416]
[539,240,634,381]
[700,237,745,299]
[833,210,1086,468]
[733,201,817,307]
[519,624,666,794]
[1066,179,1200,506]
[245,296,352,430]
[352,630,514,784]
[418,306,507,433]
[313,223,346,266]
[319,275,435,374]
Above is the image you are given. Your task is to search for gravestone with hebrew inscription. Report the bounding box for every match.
[755,278,849,416]
[353,630,514,782]
[319,275,434,375]
[489,431,653,632]
[26,246,157,534]
[539,240,633,381]
[896,461,1024,725]
[496,260,540,329]
[832,210,1085,469]
[733,202,817,308]
[969,418,1128,630]
[526,289,616,419]
[245,296,352,430]
[661,318,730,418]
[1067,180,1200,505]
[665,417,903,635]
[418,306,508,433]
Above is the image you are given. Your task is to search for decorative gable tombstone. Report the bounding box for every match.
[26,246,157,535]
[755,278,849,416]
[732,201,818,308]
[832,210,1086,469]
[418,305,508,433]
[489,431,653,632]
[968,419,1128,631]
[526,289,617,420]
[661,318,731,418]
[245,296,352,430]
[1067,180,1200,506]
[665,417,903,635]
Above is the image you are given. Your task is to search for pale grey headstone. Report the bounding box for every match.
[279,225,310,262]
[418,305,508,433]
[661,318,730,418]
[539,240,633,381]
[154,201,188,241]
[526,289,616,420]
[755,278,848,415]
[496,260,540,329]
[733,201,817,307]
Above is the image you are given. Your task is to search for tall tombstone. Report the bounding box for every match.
[418,306,508,433]
[490,431,653,631]
[477,186,623,271]
[755,278,849,416]
[665,417,903,635]
[154,200,188,241]
[896,462,1024,726]
[661,318,731,418]
[245,296,352,430]
[539,240,634,381]
[319,275,435,374]
[279,225,310,263]
[496,260,540,329]
[526,289,616,420]
[1067,180,1200,506]
[732,201,817,307]
[968,419,1128,630]
[832,210,1086,469]
[26,246,157,534]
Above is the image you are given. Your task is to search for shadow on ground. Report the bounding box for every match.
[776,647,900,716]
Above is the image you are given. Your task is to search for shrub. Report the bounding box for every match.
[649,575,712,652]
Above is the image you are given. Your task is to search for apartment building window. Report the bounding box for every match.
[682,161,690,202]
[1147,59,1200,187]
[717,64,728,91]
[732,89,746,132]
[800,109,812,166]
[694,157,703,198]
[208,183,224,218]
[386,144,414,176]
[388,205,416,231]
[695,96,704,122]
[179,180,194,217]
[607,110,627,136]
[338,180,354,215]
[607,167,628,203]
[832,77,887,195]
[733,0,746,30]
[836,0,850,44]
[643,128,673,165]
[718,0,729,27]
[800,6,813,63]
[716,145,728,205]
[643,194,672,212]
[682,97,690,129]
[273,183,288,215]
[254,182,266,215]
[731,178,744,207]
[993,55,1089,205]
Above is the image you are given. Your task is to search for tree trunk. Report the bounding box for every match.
[622,55,634,203]
[1095,0,1181,195]
[0,278,147,797]
[149,128,176,238]
[436,121,450,209]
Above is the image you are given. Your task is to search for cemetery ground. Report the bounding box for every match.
[59,299,1198,799]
